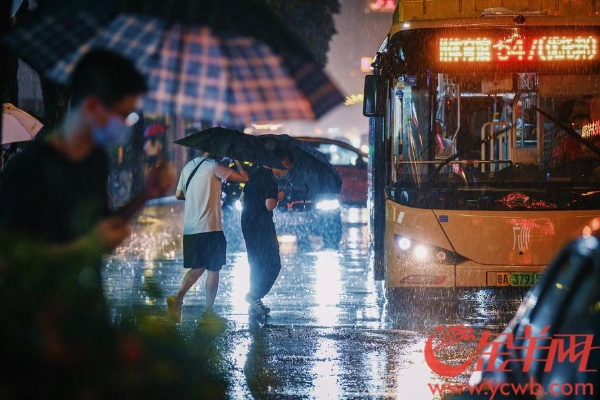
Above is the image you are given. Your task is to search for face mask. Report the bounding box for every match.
[92,115,132,147]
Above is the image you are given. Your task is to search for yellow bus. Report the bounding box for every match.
[363,0,600,293]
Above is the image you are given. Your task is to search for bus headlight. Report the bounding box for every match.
[397,236,411,250]
[394,234,467,264]
[413,244,429,260]
[316,199,340,210]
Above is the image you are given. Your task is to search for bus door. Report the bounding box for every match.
[513,89,541,165]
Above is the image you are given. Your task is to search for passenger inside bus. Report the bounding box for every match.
[456,125,477,160]
[548,113,592,169]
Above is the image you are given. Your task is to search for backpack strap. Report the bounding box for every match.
[185,158,208,193]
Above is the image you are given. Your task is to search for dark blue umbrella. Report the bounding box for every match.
[258,134,342,195]
[2,0,344,126]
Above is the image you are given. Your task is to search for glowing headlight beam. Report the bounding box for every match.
[316,199,340,210]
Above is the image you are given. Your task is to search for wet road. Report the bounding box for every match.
[103,198,524,399]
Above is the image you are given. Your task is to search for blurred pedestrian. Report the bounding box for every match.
[0,142,19,171]
[0,50,175,397]
[167,152,248,324]
[143,123,166,170]
[241,151,294,317]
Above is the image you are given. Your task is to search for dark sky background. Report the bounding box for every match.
[284,0,393,147]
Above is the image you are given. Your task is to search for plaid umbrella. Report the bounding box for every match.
[2,2,344,126]
[174,127,284,169]
[258,134,342,195]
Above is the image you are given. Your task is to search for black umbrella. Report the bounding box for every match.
[174,127,284,169]
[258,134,342,195]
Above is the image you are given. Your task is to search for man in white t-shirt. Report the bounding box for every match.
[167,152,248,323]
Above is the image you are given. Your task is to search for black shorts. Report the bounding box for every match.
[183,231,227,271]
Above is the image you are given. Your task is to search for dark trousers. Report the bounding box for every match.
[241,216,281,300]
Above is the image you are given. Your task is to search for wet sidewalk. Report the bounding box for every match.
[102,199,497,399]
[106,198,383,329]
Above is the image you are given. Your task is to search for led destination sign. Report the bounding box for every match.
[440,35,598,63]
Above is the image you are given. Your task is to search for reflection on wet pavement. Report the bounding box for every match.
[103,199,520,399]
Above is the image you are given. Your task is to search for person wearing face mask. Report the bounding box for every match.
[240,151,293,317]
[0,50,175,396]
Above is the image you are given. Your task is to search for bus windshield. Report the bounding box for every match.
[388,27,600,211]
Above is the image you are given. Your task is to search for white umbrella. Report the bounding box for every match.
[2,103,44,145]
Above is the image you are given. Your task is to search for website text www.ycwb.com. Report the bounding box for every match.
[428,377,594,400]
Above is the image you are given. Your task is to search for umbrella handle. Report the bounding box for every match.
[234,160,245,172]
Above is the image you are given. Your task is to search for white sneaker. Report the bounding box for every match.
[246,294,270,315]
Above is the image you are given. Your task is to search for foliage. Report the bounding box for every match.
[0,235,229,399]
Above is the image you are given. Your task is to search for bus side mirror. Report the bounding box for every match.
[363,75,387,117]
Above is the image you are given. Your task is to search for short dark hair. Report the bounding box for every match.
[68,50,148,108]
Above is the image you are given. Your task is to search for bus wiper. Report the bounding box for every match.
[532,105,600,158]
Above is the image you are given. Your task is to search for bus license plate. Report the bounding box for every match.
[495,272,541,287]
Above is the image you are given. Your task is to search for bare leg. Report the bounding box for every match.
[167,267,205,323]
[175,267,205,302]
[204,270,220,312]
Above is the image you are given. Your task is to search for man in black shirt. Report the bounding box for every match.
[241,154,293,316]
[0,50,174,397]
